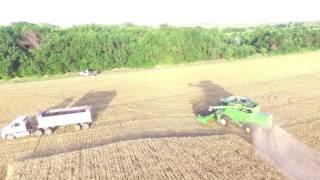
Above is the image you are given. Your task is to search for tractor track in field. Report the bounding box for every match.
[282,116,320,129]
[18,128,247,161]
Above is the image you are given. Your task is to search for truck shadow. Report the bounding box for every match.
[72,90,117,121]
[189,80,232,115]
[46,97,74,110]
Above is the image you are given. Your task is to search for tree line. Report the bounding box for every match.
[1,22,320,79]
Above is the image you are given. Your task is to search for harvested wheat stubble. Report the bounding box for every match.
[1,52,320,179]
[0,165,6,180]
[9,135,285,180]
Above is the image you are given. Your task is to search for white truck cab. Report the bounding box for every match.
[1,116,30,140]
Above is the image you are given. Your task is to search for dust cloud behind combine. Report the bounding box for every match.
[253,125,320,180]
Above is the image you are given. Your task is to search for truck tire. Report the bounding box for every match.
[81,123,90,129]
[5,134,15,141]
[220,115,231,126]
[44,128,53,135]
[74,124,81,131]
[35,129,43,136]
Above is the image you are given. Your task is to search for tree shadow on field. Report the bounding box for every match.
[189,80,232,115]
[72,90,117,121]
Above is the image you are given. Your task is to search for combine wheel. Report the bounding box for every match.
[220,115,231,126]
[243,125,252,134]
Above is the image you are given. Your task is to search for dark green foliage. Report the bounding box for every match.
[1,22,320,79]
[0,27,27,79]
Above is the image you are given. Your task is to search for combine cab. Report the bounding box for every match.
[197,96,273,133]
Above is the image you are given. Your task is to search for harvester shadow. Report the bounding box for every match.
[72,90,117,121]
[189,80,232,115]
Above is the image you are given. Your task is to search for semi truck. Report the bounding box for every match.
[1,106,92,140]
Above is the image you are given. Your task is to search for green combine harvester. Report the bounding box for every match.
[197,96,273,133]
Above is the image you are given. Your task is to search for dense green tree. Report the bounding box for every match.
[0,28,27,79]
[1,22,320,79]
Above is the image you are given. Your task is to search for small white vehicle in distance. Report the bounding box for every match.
[1,106,92,140]
[79,69,97,76]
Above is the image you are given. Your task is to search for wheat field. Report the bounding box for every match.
[9,135,285,180]
[1,52,320,179]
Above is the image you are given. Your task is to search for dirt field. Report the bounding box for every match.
[1,51,320,179]
[8,135,285,180]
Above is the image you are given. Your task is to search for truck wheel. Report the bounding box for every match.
[74,124,81,131]
[35,129,43,136]
[44,128,53,135]
[81,123,90,129]
[5,134,15,141]
[220,115,230,126]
